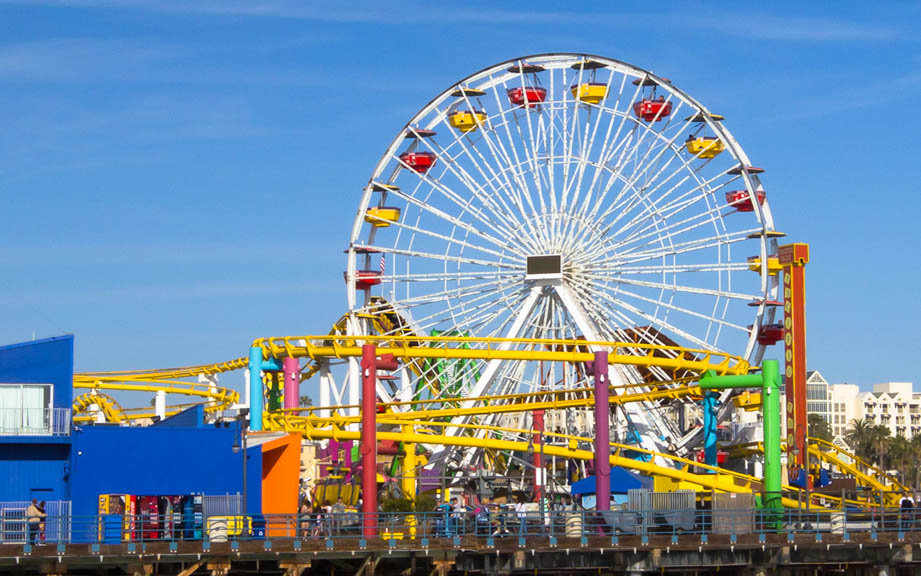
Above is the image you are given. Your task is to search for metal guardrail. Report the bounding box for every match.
[3,505,921,547]
[0,408,70,437]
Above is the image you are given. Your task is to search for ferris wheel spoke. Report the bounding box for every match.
[601,283,748,333]
[564,75,634,242]
[366,245,521,272]
[491,87,552,248]
[600,170,738,247]
[612,209,739,259]
[505,94,551,243]
[382,276,518,310]
[411,151,531,251]
[385,182,526,258]
[427,121,534,240]
[582,282,716,350]
[614,224,755,268]
[610,262,749,275]
[375,213,515,261]
[462,117,545,244]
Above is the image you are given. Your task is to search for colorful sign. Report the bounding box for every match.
[778,243,809,468]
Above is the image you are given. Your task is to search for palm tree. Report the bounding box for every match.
[845,418,877,463]
[807,414,834,444]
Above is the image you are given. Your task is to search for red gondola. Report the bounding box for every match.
[399,151,436,174]
[725,190,767,212]
[754,323,784,346]
[345,270,383,290]
[633,98,673,122]
[507,86,547,108]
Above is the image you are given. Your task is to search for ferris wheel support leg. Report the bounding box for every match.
[444,287,542,464]
[593,352,611,516]
[553,284,669,467]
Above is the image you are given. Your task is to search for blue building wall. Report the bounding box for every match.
[0,336,74,502]
[0,335,74,411]
[70,406,248,521]
[0,445,71,502]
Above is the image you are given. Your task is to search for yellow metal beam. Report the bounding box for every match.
[253,334,750,376]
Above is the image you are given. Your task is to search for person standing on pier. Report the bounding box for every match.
[25,499,45,545]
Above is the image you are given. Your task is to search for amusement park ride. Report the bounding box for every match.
[71,54,904,523]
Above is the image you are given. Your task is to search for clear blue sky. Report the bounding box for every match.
[1,1,919,394]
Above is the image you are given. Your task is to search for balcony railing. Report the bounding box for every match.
[0,407,71,437]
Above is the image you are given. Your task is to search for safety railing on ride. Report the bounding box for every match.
[5,503,921,548]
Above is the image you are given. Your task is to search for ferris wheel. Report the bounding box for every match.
[345,53,780,464]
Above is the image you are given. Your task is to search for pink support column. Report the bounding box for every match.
[360,344,379,538]
[532,410,545,503]
[593,351,610,514]
[283,356,300,410]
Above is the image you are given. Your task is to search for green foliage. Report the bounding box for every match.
[380,492,439,512]
[299,395,313,407]
[380,496,415,513]
[414,493,438,512]
[807,413,833,443]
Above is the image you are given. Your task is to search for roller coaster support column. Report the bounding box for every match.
[402,424,417,538]
[283,357,299,410]
[699,360,782,512]
[361,344,399,538]
[248,347,281,431]
[533,410,545,503]
[249,347,264,431]
[703,392,719,469]
[593,351,611,514]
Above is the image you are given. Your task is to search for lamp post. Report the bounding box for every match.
[232,413,248,519]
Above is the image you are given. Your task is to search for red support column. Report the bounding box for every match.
[593,351,611,514]
[359,345,399,539]
[532,410,545,503]
[360,344,379,538]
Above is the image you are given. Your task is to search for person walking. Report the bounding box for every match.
[900,494,914,532]
[331,497,346,536]
[25,499,45,545]
[38,501,47,543]
[515,498,528,537]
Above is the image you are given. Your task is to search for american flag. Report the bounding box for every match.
[379,254,386,274]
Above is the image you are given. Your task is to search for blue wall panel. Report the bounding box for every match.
[0,335,74,410]
[70,417,247,522]
[0,444,70,502]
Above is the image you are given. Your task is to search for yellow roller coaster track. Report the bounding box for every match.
[253,334,751,377]
[725,439,907,505]
[69,334,906,509]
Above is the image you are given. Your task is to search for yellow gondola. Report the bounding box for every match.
[364,207,401,227]
[685,136,725,159]
[448,110,487,133]
[571,82,607,104]
[747,256,782,276]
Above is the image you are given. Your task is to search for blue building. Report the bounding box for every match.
[0,336,268,543]
[0,335,74,504]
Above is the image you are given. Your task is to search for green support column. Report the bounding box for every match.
[699,359,782,512]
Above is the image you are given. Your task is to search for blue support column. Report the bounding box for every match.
[703,391,719,470]
[249,346,264,432]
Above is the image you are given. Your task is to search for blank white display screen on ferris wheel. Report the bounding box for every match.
[347,53,779,414]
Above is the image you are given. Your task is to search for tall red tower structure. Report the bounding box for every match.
[779,243,809,469]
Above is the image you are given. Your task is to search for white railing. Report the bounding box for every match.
[0,408,71,437]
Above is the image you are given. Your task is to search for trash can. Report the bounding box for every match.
[207,517,229,542]
[565,513,582,537]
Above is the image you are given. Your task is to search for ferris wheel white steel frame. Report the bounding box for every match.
[342,53,780,467]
